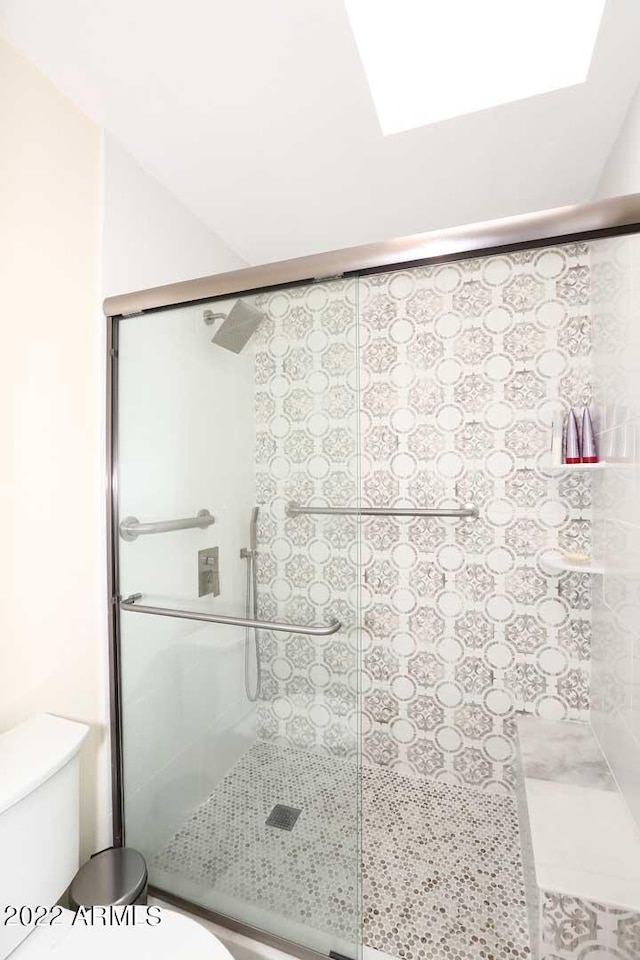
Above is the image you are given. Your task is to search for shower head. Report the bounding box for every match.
[204,301,264,354]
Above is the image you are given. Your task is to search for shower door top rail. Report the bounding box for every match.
[285,501,479,520]
[104,193,640,318]
[119,509,214,541]
[120,595,342,636]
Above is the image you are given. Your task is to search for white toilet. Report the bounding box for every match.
[0,713,233,959]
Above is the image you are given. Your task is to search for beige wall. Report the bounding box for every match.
[0,36,107,857]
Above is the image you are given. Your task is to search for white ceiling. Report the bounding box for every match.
[2,0,640,266]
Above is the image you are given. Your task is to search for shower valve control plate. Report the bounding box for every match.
[198,546,220,597]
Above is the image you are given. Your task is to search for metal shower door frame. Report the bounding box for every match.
[105,192,640,958]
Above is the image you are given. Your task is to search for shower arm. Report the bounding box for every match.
[120,595,342,636]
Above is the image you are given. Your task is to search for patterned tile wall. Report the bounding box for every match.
[252,243,594,791]
[252,279,361,759]
[541,892,640,959]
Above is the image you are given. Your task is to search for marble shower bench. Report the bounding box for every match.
[517,716,640,959]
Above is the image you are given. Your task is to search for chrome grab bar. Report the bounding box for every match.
[285,501,479,520]
[119,509,215,542]
[120,595,342,636]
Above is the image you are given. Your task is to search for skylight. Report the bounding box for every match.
[344,0,606,135]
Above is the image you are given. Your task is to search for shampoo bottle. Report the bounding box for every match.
[581,407,598,463]
[565,409,581,464]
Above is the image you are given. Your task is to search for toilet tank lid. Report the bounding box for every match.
[0,713,90,815]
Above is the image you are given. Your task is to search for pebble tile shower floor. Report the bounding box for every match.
[153,742,531,960]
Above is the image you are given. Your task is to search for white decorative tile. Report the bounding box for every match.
[541,892,640,960]
[252,247,593,792]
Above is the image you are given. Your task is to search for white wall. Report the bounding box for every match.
[595,79,640,199]
[590,234,640,830]
[100,138,250,855]
[117,302,256,858]
[0,36,106,859]
[590,77,640,827]
[102,134,244,297]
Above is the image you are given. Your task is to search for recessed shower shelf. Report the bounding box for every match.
[546,462,608,472]
[544,551,604,575]
[546,462,638,474]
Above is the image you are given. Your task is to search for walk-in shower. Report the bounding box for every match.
[107,195,640,960]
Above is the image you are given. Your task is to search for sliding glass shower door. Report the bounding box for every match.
[115,282,362,957]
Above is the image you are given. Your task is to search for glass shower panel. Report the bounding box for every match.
[358,250,594,789]
[116,282,361,958]
[357,247,594,959]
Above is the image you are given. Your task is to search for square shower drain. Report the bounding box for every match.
[265,804,301,831]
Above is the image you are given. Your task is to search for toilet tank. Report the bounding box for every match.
[0,713,89,959]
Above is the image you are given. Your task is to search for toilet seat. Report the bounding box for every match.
[11,906,233,959]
